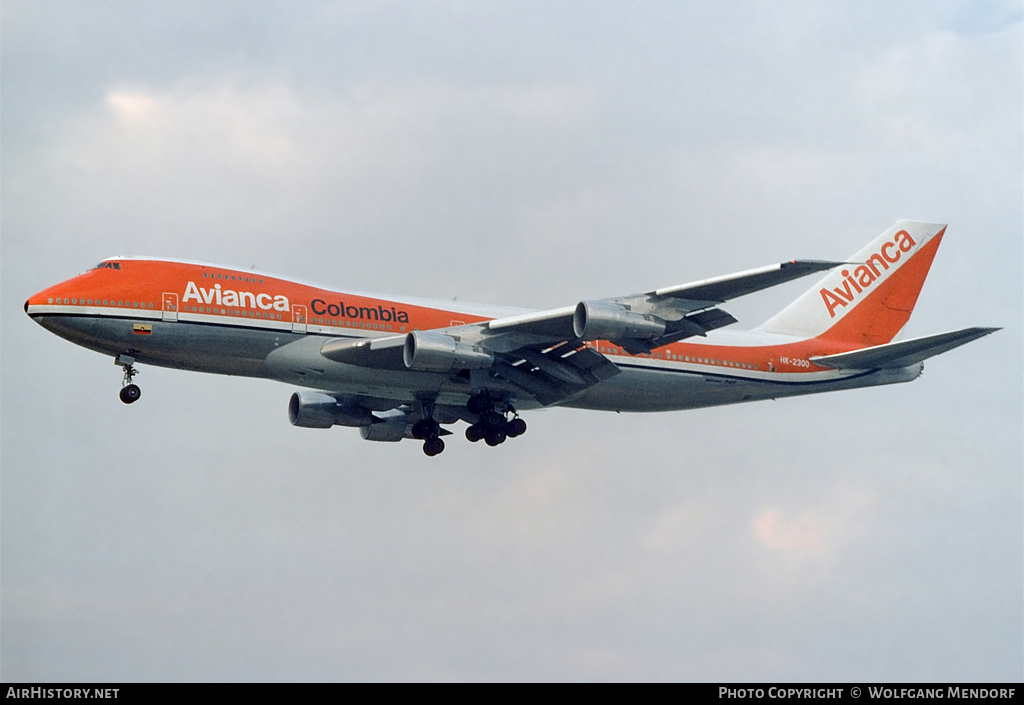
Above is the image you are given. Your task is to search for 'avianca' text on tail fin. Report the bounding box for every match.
[758,220,945,347]
[24,219,998,457]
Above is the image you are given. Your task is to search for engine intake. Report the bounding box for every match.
[403,330,494,372]
[573,301,666,341]
[288,391,375,428]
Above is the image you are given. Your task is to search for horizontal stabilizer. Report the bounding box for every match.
[810,327,999,370]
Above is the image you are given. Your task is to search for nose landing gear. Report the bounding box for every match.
[115,355,141,404]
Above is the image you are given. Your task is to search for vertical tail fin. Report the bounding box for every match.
[758,221,946,347]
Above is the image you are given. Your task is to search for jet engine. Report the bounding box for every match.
[288,391,375,428]
[573,300,666,341]
[359,419,408,442]
[403,330,495,373]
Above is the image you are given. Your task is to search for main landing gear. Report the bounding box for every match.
[115,354,141,404]
[412,418,445,457]
[413,393,528,457]
[464,392,526,448]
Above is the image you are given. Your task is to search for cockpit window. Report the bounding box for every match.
[93,261,121,270]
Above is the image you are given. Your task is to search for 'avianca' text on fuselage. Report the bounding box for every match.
[820,228,916,318]
[23,220,998,458]
[183,280,290,311]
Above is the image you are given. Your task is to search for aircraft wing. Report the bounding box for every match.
[809,327,1000,370]
[483,259,843,353]
[322,258,842,405]
[320,331,620,406]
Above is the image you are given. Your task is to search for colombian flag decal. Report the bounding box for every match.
[133,324,152,335]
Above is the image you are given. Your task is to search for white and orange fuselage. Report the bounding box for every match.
[25,221,996,454]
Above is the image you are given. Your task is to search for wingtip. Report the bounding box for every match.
[952,326,1001,343]
[960,326,1001,336]
[784,259,847,272]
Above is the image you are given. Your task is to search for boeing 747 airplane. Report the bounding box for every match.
[25,221,997,456]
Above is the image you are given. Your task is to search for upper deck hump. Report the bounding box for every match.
[101,255,533,320]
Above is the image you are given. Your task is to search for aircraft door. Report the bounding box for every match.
[291,304,307,333]
[162,292,178,322]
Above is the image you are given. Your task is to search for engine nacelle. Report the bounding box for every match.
[288,391,375,429]
[403,330,494,373]
[360,419,408,442]
[573,301,666,341]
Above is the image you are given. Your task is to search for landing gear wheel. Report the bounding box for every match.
[483,410,506,430]
[506,417,527,438]
[412,419,441,440]
[465,393,524,449]
[423,436,445,456]
[119,384,141,404]
[467,393,494,415]
[115,355,141,405]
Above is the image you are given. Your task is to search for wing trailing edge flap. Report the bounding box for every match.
[810,327,1000,370]
[497,343,621,406]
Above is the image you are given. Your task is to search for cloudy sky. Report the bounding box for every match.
[2,1,1021,682]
